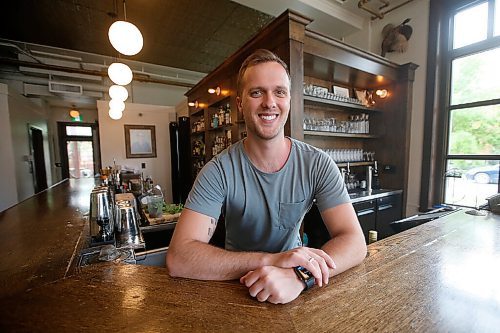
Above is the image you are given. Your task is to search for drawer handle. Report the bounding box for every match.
[357,209,375,216]
[378,204,393,211]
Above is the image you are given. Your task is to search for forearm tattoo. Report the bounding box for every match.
[208,218,217,237]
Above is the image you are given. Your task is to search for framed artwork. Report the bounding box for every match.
[124,125,157,158]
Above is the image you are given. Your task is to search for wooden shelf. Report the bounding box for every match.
[191,130,205,135]
[337,161,375,167]
[209,96,231,107]
[190,108,204,117]
[304,95,382,112]
[304,130,377,138]
[207,123,234,131]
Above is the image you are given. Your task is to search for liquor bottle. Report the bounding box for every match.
[213,113,219,128]
[225,103,231,124]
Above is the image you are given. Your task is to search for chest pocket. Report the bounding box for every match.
[278,199,310,230]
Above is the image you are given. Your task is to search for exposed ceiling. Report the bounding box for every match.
[0,0,414,109]
[1,0,274,74]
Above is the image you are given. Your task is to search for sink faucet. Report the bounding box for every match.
[366,165,373,193]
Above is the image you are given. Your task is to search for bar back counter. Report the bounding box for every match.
[1,178,499,332]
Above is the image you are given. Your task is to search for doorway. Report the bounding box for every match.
[29,126,48,193]
[58,122,101,180]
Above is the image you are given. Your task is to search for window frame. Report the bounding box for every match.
[420,0,500,210]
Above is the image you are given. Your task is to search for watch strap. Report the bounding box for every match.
[293,266,315,291]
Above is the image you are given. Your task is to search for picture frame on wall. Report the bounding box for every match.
[124,125,157,158]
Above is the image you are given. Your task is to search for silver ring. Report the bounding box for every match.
[308,257,315,263]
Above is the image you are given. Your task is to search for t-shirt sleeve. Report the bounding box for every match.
[184,159,226,220]
[313,151,350,212]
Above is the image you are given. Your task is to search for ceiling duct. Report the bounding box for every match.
[358,0,415,20]
[48,81,83,95]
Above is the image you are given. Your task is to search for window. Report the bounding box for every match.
[495,0,500,35]
[66,126,92,136]
[453,2,488,48]
[444,0,500,207]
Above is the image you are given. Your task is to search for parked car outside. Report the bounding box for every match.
[464,164,499,184]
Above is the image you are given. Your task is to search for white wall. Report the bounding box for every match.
[2,85,53,203]
[97,100,177,202]
[0,84,18,211]
[345,0,430,215]
[175,98,189,118]
[131,81,190,107]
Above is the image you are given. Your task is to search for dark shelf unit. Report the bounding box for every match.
[185,10,417,214]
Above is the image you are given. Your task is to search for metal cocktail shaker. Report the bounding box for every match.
[89,187,114,245]
[115,202,145,249]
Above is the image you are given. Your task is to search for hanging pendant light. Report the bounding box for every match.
[109,84,129,101]
[109,108,123,120]
[108,0,143,56]
[109,99,125,113]
[108,20,143,56]
[108,62,133,85]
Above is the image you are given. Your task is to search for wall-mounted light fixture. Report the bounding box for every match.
[69,106,80,119]
[108,0,143,56]
[375,89,388,98]
[188,101,199,108]
[208,87,221,95]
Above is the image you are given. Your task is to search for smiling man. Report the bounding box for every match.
[167,49,366,304]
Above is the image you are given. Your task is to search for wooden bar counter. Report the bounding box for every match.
[1,179,499,332]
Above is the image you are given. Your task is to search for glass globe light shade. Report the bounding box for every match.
[109,99,125,113]
[69,109,80,118]
[108,62,133,85]
[109,85,128,101]
[108,20,143,56]
[108,108,123,120]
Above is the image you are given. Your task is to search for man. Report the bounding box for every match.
[167,49,366,304]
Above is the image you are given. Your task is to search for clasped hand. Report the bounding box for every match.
[240,247,336,304]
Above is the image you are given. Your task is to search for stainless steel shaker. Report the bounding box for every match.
[115,202,145,249]
[89,187,114,244]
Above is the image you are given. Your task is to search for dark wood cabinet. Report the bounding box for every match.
[185,10,417,213]
[304,192,403,246]
[376,193,403,239]
[352,199,377,243]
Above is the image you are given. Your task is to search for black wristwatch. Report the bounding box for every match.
[293,266,315,291]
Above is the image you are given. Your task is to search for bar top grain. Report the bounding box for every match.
[1,179,499,332]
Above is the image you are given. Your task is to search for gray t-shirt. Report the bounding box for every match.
[184,138,350,253]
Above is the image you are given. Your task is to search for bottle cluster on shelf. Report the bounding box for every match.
[212,131,232,156]
[192,115,205,133]
[304,115,370,134]
[321,149,376,163]
[192,140,205,158]
[193,160,205,175]
[303,83,363,105]
[211,104,232,129]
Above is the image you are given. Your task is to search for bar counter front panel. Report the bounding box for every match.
[0,179,499,332]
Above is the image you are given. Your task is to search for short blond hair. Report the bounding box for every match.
[236,49,290,97]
